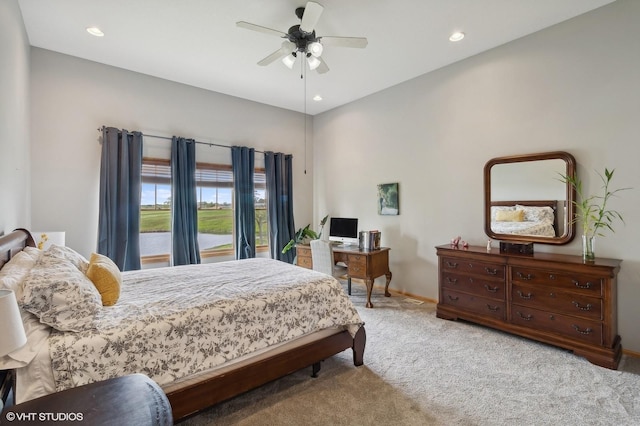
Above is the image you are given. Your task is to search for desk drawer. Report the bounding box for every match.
[347,254,367,276]
[297,255,312,269]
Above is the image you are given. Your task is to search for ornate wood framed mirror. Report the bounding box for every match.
[484,151,576,245]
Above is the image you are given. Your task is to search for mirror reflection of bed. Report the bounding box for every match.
[484,151,576,245]
[490,200,561,237]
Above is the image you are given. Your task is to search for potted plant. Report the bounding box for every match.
[561,168,630,260]
[282,215,329,257]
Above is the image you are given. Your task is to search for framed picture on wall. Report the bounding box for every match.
[377,183,399,215]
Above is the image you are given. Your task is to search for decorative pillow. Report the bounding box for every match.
[46,244,90,274]
[516,205,555,223]
[86,253,121,306]
[20,251,102,332]
[495,209,525,222]
[491,206,515,221]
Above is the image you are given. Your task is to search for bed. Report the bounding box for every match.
[490,200,558,237]
[0,229,366,421]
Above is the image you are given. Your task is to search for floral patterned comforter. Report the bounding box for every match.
[48,258,363,392]
[490,220,556,237]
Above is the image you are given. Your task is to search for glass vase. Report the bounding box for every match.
[582,235,595,261]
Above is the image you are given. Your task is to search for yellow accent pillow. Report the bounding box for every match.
[495,209,525,222]
[86,253,121,306]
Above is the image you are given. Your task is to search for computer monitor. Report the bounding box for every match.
[328,217,359,245]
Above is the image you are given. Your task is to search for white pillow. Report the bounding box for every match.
[20,251,102,332]
[46,244,90,274]
[0,249,51,369]
[0,251,40,298]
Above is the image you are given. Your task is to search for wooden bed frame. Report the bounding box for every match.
[0,229,366,422]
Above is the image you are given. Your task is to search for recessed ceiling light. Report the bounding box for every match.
[86,27,104,37]
[449,32,465,42]
[313,95,323,102]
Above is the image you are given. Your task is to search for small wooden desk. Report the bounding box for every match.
[296,244,392,308]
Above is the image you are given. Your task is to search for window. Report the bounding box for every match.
[140,158,268,260]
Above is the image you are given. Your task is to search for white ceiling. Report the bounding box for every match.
[18,0,615,116]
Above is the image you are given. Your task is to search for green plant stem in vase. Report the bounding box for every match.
[560,168,630,261]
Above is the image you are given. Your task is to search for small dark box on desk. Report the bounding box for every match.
[499,241,534,255]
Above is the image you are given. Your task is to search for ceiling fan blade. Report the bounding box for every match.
[236,21,286,38]
[257,41,295,66]
[316,58,329,74]
[320,36,368,49]
[299,2,324,33]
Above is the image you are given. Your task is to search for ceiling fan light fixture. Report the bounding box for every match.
[307,56,321,70]
[282,53,297,69]
[307,41,323,57]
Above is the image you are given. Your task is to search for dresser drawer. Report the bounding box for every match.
[511,283,602,321]
[441,289,506,320]
[511,267,603,296]
[442,272,505,300]
[441,257,505,279]
[511,306,603,346]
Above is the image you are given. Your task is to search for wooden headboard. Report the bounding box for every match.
[0,229,35,270]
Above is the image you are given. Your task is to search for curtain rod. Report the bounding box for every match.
[97,126,266,154]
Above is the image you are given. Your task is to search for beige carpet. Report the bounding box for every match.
[180,282,640,425]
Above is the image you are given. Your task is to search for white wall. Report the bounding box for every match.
[0,0,31,233]
[314,0,640,352]
[29,49,313,258]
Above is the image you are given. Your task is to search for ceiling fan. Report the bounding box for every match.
[236,1,368,74]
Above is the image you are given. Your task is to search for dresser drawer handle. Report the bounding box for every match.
[516,290,533,300]
[486,304,499,312]
[516,272,533,280]
[572,301,593,311]
[572,325,593,335]
[572,280,592,289]
[446,261,458,268]
[447,295,459,301]
[484,285,499,293]
[446,277,458,284]
[516,311,533,321]
[485,267,498,275]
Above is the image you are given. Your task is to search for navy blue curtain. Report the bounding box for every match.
[264,152,295,263]
[97,127,143,271]
[171,137,201,265]
[231,146,256,259]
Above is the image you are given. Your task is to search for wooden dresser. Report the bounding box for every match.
[436,244,622,369]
